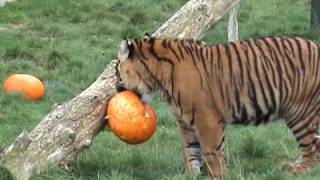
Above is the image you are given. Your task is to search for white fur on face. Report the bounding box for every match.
[118,40,130,61]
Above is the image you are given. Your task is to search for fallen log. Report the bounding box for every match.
[0,0,240,179]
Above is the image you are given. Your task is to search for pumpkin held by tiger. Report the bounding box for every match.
[115,34,320,178]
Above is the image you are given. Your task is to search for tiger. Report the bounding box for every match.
[115,34,320,178]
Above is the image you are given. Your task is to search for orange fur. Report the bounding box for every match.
[116,35,320,178]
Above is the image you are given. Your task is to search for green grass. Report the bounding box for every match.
[1,0,320,179]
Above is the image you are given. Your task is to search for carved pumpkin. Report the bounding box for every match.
[107,90,157,144]
[3,74,45,100]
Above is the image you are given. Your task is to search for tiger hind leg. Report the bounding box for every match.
[314,135,320,160]
[192,108,226,178]
[313,121,320,160]
[284,114,320,175]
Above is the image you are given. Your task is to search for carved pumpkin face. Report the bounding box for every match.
[3,74,45,100]
[107,90,157,144]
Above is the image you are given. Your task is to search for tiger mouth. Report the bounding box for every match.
[115,81,146,102]
[132,88,143,99]
[116,84,143,98]
[115,80,126,92]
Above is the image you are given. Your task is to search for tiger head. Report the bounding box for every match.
[115,34,161,103]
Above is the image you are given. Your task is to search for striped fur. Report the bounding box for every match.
[115,35,320,178]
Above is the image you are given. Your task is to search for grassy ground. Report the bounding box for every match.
[0,0,320,179]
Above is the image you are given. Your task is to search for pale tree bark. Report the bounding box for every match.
[228,2,240,42]
[153,0,240,39]
[0,0,15,7]
[0,0,240,179]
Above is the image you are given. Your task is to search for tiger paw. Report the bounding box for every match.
[282,162,306,175]
[281,160,314,175]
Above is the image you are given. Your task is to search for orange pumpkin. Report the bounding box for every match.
[3,74,45,100]
[107,90,157,144]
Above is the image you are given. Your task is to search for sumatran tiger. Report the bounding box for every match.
[115,34,320,178]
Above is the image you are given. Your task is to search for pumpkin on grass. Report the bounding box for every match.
[107,90,157,144]
[3,74,45,100]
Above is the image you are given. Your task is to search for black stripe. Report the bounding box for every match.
[247,40,269,117]
[189,157,201,162]
[195,45,201,61]
[134,38,141,50]
[188,39,195,51]
[143,39,174,102]
[216,45,223,74]
[188,48,204,89]
[224,44,233,81]
[315,45,320,81]
[250,39,271,111]
[205,46,209,63]
[299,142,312,148]
[309,41,316,75]
[302,150,314,157]
[161,39,168,48]
[255,39,277,112]
[177,90,181,107]
[232,106,238,122]
[136,39,147,59]
[287,102,319,129]
[287,85,320,128]
[292,115,315,135]
[230,42,244,86]
[218,76,227,107]
[196,39,202,45]
[177,41,185,60]
[306,39,312,66]
[248,69,263,124]
[261,62,276,112]
[180,40,191,55]
[139,59,171,102]
[293,37,305,71]
[203,152,216,156]
[216,135,225,151]
[210,46,215,80]
[272,38,288,108]
[186,142,201,148]
[308,45,320,96]
[167,40,181,62]
[296,130,315,142]
[190,103,196,126]
[278,38,297,108]
[255,40,276,111]
[135,71,153,91]
[240,41,252,69]
[200,46,210,79]
[234,81,241,116]
[282,38,296,73]
[244,40,263,124]
[178,91,183,114]
[241,105,249,124]
[262,38,279,95]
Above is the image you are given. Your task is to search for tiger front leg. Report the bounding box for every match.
[175,114,202,176]
[193,107,226,178]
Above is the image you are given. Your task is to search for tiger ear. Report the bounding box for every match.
[144,32,151,40]
[144,32,151,38]
[118,39,134,61]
